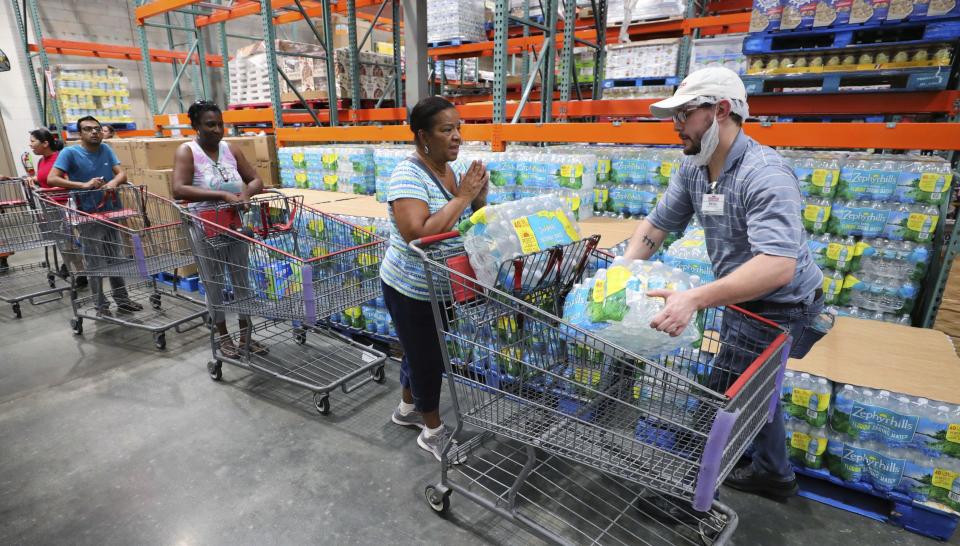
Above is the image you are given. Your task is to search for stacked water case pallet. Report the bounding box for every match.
[0,179,70,319]
[178,191,387,414]
[410,234,791,544]
[36,185,207,350]
[779,371,960,540]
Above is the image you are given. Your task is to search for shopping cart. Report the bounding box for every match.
[179,192,388,414]
[36,185,207,349]
[0,178,70,318]
[410,233,791,545]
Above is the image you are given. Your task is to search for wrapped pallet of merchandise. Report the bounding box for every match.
[228,40,328,105]
[427,0,486,44]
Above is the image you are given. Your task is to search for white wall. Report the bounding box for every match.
[1,0,42,176]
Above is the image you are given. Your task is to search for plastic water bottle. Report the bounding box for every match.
[853,389,876,441]
[831,384,858,435]
[888,396,916,448]
[375,308,388,336]
[924,404,953,456]
[781,370,796,410]
[805,377,831,427]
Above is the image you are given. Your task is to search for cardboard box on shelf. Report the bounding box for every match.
[250,135,278,163]
[109,139,136,169]
[223,136,257,162]
[121,215,192,261]
[125,167,144,185]
[255,160,279,188]
[131,137,190,170]
[141,169,174,198]
[279,90,330,103]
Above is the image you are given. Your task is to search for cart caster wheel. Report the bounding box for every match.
[207,360,222,381]
[294,329,306,345]
[71,318,83,335]
[12,303,22,319]
[425,485,450,515]
[60,264,69,279]
[372,365,385,384]
[154,333,166,351]
[47,273,56,289]
[150,293,162,310]
[313,393,330,415]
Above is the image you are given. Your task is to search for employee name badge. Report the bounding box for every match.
[702,192,725,215]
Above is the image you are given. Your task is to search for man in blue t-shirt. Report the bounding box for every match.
[48,116,142,315]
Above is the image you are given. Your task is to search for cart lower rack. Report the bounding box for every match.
[412,233,790,542]
[0,179,71,318]
[0,258,70,319]
[426,433,738,545]
[69,278,207,350]
[206,319,387,415]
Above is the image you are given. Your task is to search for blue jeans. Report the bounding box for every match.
[714,294,826,481]
[381,281,449,413]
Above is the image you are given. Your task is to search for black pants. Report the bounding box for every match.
[381,281,447,413]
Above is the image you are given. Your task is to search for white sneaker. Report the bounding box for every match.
[417,425,466,465]
[391,407,425,429]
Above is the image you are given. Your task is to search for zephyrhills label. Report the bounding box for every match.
[851,401,920,443]
[862,447,906,489]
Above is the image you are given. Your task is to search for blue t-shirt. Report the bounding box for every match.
[53,144,120,182]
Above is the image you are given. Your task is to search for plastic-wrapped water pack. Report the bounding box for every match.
[563,258,704,356]
[459,194,583,287]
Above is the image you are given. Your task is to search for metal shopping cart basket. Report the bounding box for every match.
[179,191,387,414]
[0,178,70,318]
[410,233,791,545]
[36,185,207,349]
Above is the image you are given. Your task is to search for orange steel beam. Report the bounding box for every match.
[272,0,381,24]
[356,8,399,32]
[155,106,408,130]
[430,13,749,59]
[135,0,201,23]
[196,0,302,26]
[156,90,960,131]
[191,0,380,26]
[29,39,224,67]
[276,124,493,145]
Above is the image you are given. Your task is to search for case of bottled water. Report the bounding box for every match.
[562,258,703,356]
[779,372,960,509]
[783,150,843,198]
[661,228,715,282]
[373,147,408,202]
[278,145,376,194]
[854,239,931,282]
[460,194,584,287]
[802,196,832,234]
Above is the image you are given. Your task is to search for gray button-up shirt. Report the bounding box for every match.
[647,130,823,304]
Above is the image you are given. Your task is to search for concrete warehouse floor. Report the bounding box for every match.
[0,248,956,545]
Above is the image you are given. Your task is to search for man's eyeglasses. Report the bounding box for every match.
[79,125,102,133]
[672,103,714,124]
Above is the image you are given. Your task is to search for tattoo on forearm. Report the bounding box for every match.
[642,235,656,250]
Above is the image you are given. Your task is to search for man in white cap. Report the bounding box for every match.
[623,67,826,500]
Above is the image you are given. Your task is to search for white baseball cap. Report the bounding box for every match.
[649,67,749,119]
